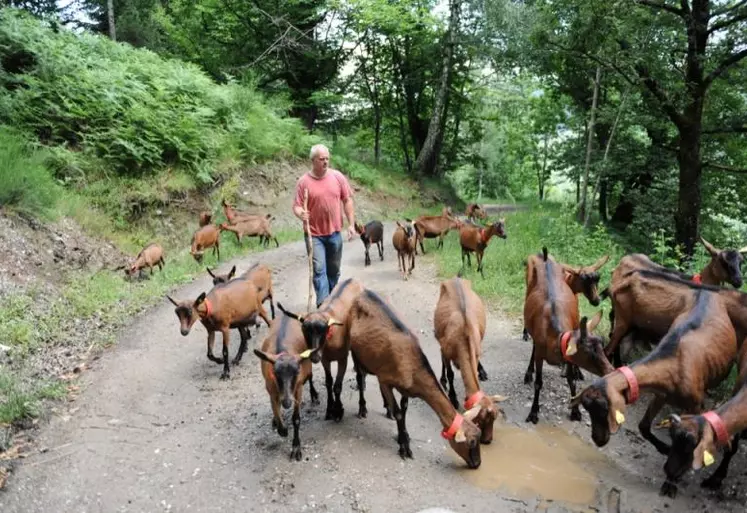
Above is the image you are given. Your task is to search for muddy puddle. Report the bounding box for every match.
[451,423,610,509]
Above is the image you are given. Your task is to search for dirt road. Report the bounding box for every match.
[2,222,745,513]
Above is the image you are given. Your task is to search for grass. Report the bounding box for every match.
[0,369,66,431]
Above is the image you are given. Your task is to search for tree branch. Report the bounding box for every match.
[713,0,747,17]
[704,48,747,88]
[703,124,747,134]
[708,11,747,34]
[632,62,687,127]
[704,162,747,174]
[635,0,685,16]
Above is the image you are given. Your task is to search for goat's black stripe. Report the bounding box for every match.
[363,289,412,335]
[276,314,290,354]
[322,278,353,310]
[545,259,563,334]
[455,278,467,317]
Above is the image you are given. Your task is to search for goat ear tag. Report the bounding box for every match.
[566,341,578,356]
[655,419,672,429]
[615,410,625,425]
[454,429,467,443]
[703,451,715,467]
[327,317,339,326]
[299,350,312,359]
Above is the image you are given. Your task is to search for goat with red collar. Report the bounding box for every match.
[458,218,507,278]
[572,288,739,482]
[523,246,613,424]
[167,277,272,380]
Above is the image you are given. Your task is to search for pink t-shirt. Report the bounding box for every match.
[293,169,353,237]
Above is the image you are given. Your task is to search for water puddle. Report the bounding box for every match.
[453,423,607,507]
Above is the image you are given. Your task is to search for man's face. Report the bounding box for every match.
[312,148,330,175]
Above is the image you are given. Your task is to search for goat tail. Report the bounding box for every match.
[542,246,548,261]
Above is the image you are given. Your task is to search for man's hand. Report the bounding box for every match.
[300,209,310,222]
[347,224,356,241]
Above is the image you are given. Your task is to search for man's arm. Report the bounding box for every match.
[343,196,355,229]
[292,180,308,221]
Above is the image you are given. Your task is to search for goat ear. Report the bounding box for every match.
[463,404,482,421]
[587,310,603,333]
[194,292,206,306]
[228,265,236,280]
[579,316,589,339]
[206,267,216,278]
[166,295,179,307]
[591,254,610,271]
[253,349,277,364]
[491,394,508,402]
[454,429,467,443]
[700,237,720,257]
[396,221,403,229]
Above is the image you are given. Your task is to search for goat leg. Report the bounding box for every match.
[257,302,272,327]
[290,386,303,461]
[477,360,488,381]
[446,360,458,409]
[268,294,276,319]
[307,372,320,405]
[701,432,743,490]
[353,355,367,418]
[332,357,347,421]
[378,240,384,260]
[220,328,231,380]
[525,358,543,424]
[379,383,393,419]
[206,331,224,365]
[381,386,412,459]
[638,395,670,454]
[567,365,582,421]
[323,359,335,420]
[524,345,535,384]
[478,251,485,279]
[440,353,449,391]
[271,393,288,437]
[232,326,249,365]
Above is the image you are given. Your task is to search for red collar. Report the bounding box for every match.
[692,273,702,284]
[559,331,573,362]
[464,390,485,410]
[441,413,464,440]
[326,325,335,341]
[200,298,213,318]
[703,411,730,446]
[618,366,639,404]
[479,228,487,243]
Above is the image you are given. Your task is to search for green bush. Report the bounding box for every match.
[0,125,60,217]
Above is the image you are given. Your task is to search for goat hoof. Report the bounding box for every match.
[290,446,303,461]
[357,407,368,419]
[231,357,241,365]
[385,409,393,420]
[399,445,413,459]
[570,409,582,422]
[575,368,585,380]
[659,481,678,498]
[478,369,488,381]
[701,476,724,490]
[525,412,539,424]
[277,425,289,437]
[524,373,533,385]
[220,372,230,380]
[311,395,320,406]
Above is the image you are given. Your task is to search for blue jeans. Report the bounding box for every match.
[305,231,343,307]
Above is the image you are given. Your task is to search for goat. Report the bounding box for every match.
[166,277,272,379]
[275,277,365,421]
[434,276,507,444]
[190,224,220,263]
[199,211,212,227]
[355,221,384,266]
[253,311,321,461]
[344,288,484,468]
[523,247,614,424]
[571,289,738,462]
[659,366,747,498]
[219,215,278,248]
[465,203,486,222]
[413,212,461,254]
[221,198,264,224]
[392,220,417,280]
[206,262,276,319]
[603,243,747,366]
[117,242,165,279]
[458,219,507,278]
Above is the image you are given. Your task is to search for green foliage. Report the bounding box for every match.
[0,126,60,217]
[0,369,64,425]
[0,9,312,186]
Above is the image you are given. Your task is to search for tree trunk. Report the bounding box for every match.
[577,65,601,222]
[598,179,608,221]
[414,0,460,177]
[675,122,703,258]
[538,132,549,200]
[107,0,116,41]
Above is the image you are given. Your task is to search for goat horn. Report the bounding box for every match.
[463,404,482,421]
[491,394,507,402]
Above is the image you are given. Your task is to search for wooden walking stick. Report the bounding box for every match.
[304,188,314,312]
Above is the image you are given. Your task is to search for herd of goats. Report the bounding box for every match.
[117,200,747,500]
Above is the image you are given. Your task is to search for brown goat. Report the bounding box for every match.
[572,289,738,480]
[458,219,507,278]
[465,203,487,222]
[253,311,321,461]
[392,220,417,280]
[199,211,212,227]
[276,277,365,421]
[206,262,276,319]
[219,216,278,248]
[344,288,484,468]
[166,277,272,379]
[118,242,165,279]
[355,220,384,266]
[523,247,614,424]
[660,359,747,498]
[190,224,220,263]
[221,198,264,224]
[413,212,461,254]
[434,276,507,444]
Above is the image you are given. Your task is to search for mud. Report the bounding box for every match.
[1,221,746,513]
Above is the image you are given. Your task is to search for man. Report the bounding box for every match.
[293,144,357,307]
